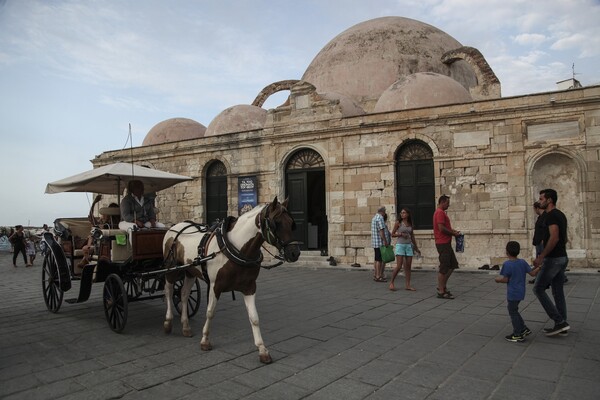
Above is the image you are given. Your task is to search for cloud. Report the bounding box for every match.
[551,32,600,58]
[512,33,547,46]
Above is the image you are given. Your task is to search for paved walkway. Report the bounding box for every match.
[1,252,599,400]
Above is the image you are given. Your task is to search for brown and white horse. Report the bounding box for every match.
[162,197,300,363]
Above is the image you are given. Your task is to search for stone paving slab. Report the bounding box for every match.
[0,252,599,399]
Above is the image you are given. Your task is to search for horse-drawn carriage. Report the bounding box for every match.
[40,218,204,332]
[44,163,301,363]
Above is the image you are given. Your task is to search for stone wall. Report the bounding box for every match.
[94,83,600,268]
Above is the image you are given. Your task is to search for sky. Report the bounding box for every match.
[1,0,599,227]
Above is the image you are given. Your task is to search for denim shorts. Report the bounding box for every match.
[395,243,414,257]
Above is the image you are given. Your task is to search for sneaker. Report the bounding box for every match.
[521,327,532,337]
[505,334,525,342]
[543,327,569,336]
[544,322,570,336]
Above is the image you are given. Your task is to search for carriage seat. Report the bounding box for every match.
[55,218,93,257]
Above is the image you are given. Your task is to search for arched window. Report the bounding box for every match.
[396,140,435,229]
[206,161,227,225]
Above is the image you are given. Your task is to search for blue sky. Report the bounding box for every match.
[1,0,599,227]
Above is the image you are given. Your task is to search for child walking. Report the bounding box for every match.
[26,237,36,266]
[495,241,540,342]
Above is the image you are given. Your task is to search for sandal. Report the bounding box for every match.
[437,291,454,299]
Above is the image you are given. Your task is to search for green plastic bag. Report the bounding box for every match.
[115,234,127,246]
[380,245,395,263]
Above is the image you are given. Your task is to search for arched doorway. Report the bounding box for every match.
[531,153,583,252]
[206,160,228,225]
[285,149,326,251]
[395,140,435,229]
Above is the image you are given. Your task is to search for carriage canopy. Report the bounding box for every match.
[45,162,193,195]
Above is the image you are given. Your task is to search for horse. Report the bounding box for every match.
[162,197,301,363]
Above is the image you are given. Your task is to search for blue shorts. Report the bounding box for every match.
[395,243,414,257]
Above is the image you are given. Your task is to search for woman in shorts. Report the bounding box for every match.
[389,208,421,291]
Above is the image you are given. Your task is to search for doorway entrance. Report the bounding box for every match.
[285,149,327,251]
[206,160,228,225]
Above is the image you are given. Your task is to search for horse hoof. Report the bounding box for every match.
[200,342,213,351]
[182,328,193,337]
[259,353,273,364]
[163,321,172,334]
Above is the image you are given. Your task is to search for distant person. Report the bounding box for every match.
[433,195,461,299]
[371,206,389,282]
[9,225,28,267]
[119,180,165,231]
[495,241,540,342]
[533,189,570,336]
[25,235,36,266]
[389,207,421,291]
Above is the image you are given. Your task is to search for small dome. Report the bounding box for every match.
[302,16,478,108]
[142,118,206,146]
[318,92,365,117]
[374,72,473,112]
[205,105,267,136]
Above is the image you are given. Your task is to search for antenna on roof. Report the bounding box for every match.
[129,122,135,174]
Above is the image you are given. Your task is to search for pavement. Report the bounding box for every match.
[1,251,599,400]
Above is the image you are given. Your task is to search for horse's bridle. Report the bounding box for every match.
[258,204,301,254]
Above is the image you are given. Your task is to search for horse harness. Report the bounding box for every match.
[165,204,298,282]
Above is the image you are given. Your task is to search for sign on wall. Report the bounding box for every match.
[238,176,257,215]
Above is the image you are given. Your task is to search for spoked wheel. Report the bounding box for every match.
[42,252,63,313]
[103,274,128,333]
[174,278,201,317]
[124,277,142,300]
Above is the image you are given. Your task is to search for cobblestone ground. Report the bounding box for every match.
[1,251,599,400]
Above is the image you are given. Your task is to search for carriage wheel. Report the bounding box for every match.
[124,278,142,299]
[42,252,63,313]
[174,278,201,317]
[103,274,128,333]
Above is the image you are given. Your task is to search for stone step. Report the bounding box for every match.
[263,250,333,268]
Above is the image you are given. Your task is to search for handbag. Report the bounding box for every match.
[380,245,395,263]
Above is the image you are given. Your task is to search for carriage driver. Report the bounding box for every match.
[118,180,165,232]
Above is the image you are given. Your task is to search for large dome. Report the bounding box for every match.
[205,105,267,137]
[302,16,478,108]
[142,118,206,146]
[374,72,473,112]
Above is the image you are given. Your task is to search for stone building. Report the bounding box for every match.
[93,17,600,269]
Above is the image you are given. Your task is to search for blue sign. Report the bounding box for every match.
[238,176,257,215]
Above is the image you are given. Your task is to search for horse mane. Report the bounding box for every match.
[240,202,266,221]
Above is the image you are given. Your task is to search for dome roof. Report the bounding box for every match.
[142,118,206,146]
[205,105,267,137]
[374,72,473,112]
[302,16,478,107]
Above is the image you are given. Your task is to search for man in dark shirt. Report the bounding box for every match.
[528,202,546,284]
[533,189,569,336]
